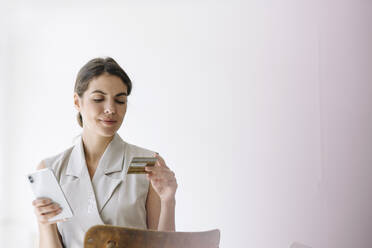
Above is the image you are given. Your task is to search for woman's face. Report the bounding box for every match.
[74,73,128,137]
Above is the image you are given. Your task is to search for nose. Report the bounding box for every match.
[104,100,116,115]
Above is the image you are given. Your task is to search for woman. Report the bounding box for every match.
[32,57,177,248]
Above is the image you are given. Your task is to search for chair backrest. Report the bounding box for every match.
[84,225,220,248]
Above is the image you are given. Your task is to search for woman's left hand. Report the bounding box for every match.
[145,153,177,203]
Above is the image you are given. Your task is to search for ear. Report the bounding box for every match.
[73,93,81,112]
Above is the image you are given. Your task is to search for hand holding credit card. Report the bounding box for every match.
[127,157,157,174]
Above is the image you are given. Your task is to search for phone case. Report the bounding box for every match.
[27,168,73,222]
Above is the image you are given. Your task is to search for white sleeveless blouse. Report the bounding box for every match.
[43,133,156,248]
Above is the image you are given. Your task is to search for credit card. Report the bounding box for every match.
[127,157,157,174]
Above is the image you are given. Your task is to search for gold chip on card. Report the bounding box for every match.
[127,157,157,174]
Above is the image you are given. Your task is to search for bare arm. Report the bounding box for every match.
[145,154,177,231]
[146,183,176,231]
[146,183,160,230]
[33,161,64,248]
[38,223,63,248]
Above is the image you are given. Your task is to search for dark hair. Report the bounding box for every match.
[74,57,132,127]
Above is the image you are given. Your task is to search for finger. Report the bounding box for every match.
[46,218,69,225]
[39,211,61,223]
[145,170,160,177]
[36,203,61,215]
[144,165,156,172]
[147,171,174,181]
[155,154,169,169]
[38,208,62,222]
[145,166,170,175]
[33,198,52,207]
[168,170,175,177]
[145,164,170,173]
[146,168,163,178]
[154,168,175,178]
[39,214,69,225]
[37,207,61,219]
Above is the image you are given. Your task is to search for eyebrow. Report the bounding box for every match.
[90,90,127,97]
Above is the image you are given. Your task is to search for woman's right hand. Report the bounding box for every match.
[32,197,64,226]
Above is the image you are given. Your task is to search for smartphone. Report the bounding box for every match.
[27,168,73,222]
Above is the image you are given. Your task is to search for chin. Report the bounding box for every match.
[100,130,117,137]
[95,120,122,137]
[95,126,118,137]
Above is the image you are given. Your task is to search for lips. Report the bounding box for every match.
[100,119,117,125]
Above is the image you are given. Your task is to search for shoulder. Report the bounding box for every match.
[36,160,46,170]
[37,145,75,171]
[123,140,158,157]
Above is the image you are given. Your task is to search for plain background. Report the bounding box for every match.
[0,0,371,247]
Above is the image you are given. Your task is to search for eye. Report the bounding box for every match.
[93,99,103,102]
[116,100,126,105]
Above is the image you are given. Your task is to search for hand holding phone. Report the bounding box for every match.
[27,168,73,223]
[32,197,64,225]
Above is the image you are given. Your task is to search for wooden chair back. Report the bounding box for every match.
[84,225,220,248]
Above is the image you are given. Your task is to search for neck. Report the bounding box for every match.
[81,130,115,164]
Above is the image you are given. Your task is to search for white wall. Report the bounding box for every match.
[319,1,372,247]
[0,1,371,247]
[0,2,14,243]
